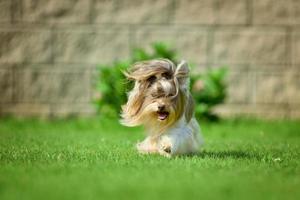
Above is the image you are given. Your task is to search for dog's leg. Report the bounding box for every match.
[136,136,158,154]
[158,136,173,157]
[158,129,198,157]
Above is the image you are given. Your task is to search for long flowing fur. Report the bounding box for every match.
[120,59,203,156]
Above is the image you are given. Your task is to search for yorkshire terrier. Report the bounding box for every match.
[121,59,203,157]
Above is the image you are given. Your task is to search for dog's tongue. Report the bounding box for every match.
[158,112,168,120]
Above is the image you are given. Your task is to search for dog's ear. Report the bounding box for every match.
[175,60,190,90]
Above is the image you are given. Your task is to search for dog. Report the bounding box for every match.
[120,59,203,157]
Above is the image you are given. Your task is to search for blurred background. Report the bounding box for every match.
[0,0,299,119]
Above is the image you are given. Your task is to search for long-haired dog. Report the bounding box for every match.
[121,59,203,157]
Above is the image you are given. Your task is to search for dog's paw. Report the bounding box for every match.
[161,147,172,158]
[136,142,156,154]
[162,145,171,154]
[158,140,173,157]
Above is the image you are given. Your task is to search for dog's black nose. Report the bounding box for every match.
[158,105,165,111]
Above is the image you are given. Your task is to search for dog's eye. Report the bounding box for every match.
[162,72,172,79]
[151,93,157,98]
[147,75,156,83]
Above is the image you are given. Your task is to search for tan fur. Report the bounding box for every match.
[124,59,175,81]
[175,60,190,90]
[120,59,203,156]
[121,59,194,134]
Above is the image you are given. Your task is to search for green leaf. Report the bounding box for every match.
[95,42,228,120]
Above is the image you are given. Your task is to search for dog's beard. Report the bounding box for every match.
[121,89,185,135]
[120,59,193,135]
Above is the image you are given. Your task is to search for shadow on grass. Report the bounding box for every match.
[183,150,262,160]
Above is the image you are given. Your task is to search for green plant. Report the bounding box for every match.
[95,42,227,120]
[191,67,227,120]
[95,61,130,117]
[132,42,177,63]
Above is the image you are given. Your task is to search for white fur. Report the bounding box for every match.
[159,80,173,95]
[137,116,203,157]
[122,59,204,157]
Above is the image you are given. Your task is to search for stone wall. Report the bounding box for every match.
[0,0,299,118]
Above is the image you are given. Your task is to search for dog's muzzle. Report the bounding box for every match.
[157,105,169,120]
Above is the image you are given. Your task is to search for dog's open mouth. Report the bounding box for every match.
[157,111,169,120]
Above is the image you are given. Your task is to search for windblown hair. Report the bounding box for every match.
[121,59,194,135]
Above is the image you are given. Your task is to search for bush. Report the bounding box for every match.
[190,67,227,120]
[94,42,227,120]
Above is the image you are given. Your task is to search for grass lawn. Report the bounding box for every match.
[0,117,299,200]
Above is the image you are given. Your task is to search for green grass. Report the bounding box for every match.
[0,117,299,200]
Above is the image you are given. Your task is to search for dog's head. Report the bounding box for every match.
[120,59,194,134]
